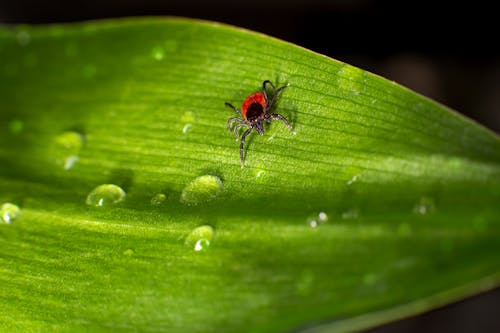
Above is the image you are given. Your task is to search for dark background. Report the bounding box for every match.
[1,0,498,332]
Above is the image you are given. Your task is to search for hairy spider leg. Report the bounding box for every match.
[225,102,241,115]
[265,113,293,131]
[227,117,245,131]
[233,122,251,139]
[239,127,253,167]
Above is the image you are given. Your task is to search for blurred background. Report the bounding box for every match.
[0,0,498,331]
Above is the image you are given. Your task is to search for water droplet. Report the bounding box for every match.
[341,209,359,219]
[308,218,318,228]
[308,212,329,228]
[194,238,210,252]
[180,175,223,205]
[347,174,360,185]
[8,119,23,134]
[151,193,167,206]
[86,184,126,207]
[318,212,328,222]
[413,197,435,215]
[182,124,192,134]
[1,203,21,224]
[16,30,31,46]
[151,46,165,61]
[185,225,214,252]
[123,248,134,256]
[252,164,267,181]
[52,131,85,170]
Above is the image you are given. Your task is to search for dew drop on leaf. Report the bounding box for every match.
[194,238,210,252]
[52,131,85,170]
[86,184,126,207]
[185,225,215,252]
[413,197,435,215]
[151,193,167,206]
[1,203,21,224]
[180,175,223,205]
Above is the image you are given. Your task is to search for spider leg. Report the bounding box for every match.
[262,80,275,103]
[239,127,253,168]
[233,123,251,139]
[265,113,293,132]
[267,83,289,109]
[225,102,241,116]
[227,117,244,131]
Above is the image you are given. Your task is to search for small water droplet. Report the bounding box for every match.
[252,164,267,181]
[151,46,165,61]
[1,203,21,224]
[185,225,214,252]
[16,30,31,46]
[182,124,192,134]
[180,175,223,205]
[53,131,85,170]
[308,218,318,228]
[8,119,23,134]
[86,184,126,207]
[151,193,167,206]
[413,197,435,215]
[318,212,328,222]
[308,212,329,228]
[341,209,358,219]
[347,174,360,185]
[123,248,134,256]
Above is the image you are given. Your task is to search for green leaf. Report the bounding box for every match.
[0,18,499,332]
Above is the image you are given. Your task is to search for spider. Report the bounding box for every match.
[226,80,293,167]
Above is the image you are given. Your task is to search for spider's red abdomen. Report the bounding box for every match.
[241,92,266,121]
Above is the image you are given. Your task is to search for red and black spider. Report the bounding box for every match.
[226,80,293,167]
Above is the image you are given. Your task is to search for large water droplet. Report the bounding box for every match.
[185,225,215,252]
[53,131,85,170]
[86,184,126,207]
[180,175,223,205]
[413,197,435,215]
[1,203,21,224]
[151,193,167,206]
